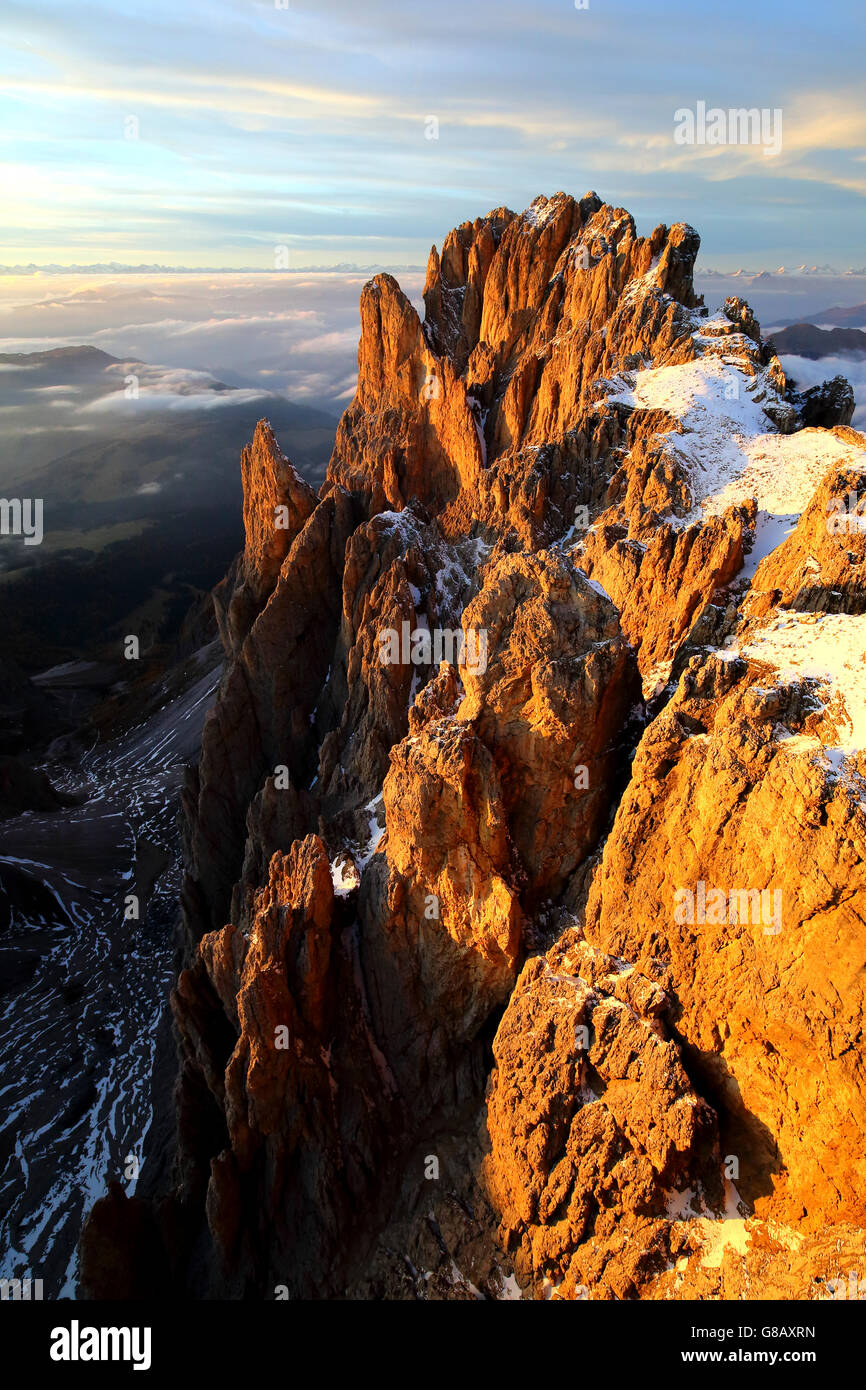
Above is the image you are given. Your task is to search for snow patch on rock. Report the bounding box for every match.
[731,611,866,758]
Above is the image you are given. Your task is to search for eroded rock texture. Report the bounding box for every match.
[80,192,866,1301]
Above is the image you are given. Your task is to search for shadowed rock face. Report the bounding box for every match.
[80,192,866,1301]
[796,375,856,429]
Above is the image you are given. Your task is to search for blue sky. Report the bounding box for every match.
[1,0,864,269]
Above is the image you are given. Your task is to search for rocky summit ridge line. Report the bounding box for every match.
[80,191,866,1302]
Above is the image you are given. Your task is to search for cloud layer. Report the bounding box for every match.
[780,353,866,431]
[0,271,429,411]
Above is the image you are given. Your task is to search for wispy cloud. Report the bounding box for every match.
[1,0,863,268]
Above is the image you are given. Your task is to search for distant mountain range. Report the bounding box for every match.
[768,303,866,331]
[699,265,866,279]
[769,321,866,358]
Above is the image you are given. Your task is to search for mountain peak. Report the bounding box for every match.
[81,192,866,1306]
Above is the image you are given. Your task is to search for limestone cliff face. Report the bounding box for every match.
[80,192,866,1302]
[583,654,866,1224]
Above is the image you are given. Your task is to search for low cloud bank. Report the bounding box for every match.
[780,353,866,431]
[0,272,425,414]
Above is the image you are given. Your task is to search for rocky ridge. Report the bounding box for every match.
[80,192,866,1301]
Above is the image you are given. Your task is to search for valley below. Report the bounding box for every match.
[0,644,221,1296]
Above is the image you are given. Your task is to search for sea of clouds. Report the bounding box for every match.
[0,271,425,415]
